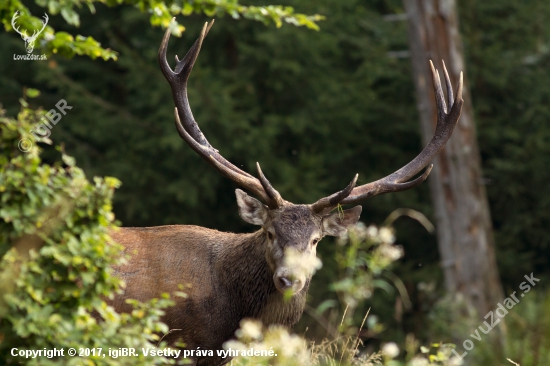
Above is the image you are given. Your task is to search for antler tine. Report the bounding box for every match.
[159,19,214,148]
[39,13,48,33]
[442,60,453,110]
[159,19,258,180]
[174,21,214,73]
[158,18,175,78]
[256,163,285,208]
[11,11,22,35]
[311,174,358,214]
[430,60,448,121]
[336,61,464,205]
[163,23,283,208]
[173,108,272,204]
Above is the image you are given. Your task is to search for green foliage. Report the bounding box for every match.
[498,291,550,365]
[0,0,442,354]
[4,0,417,230]
[1,2,117,60]
[330,223,404,330]
[2,0,550,364]
[1,0,322,60]
[428,290,550,365]
[225,224,460,366]
[0,102,178,364]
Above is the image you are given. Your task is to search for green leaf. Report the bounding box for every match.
[26,89,41,98]
[316,299,338,314]
[60,8,80,27]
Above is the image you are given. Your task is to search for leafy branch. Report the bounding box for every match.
[1,0,324,60]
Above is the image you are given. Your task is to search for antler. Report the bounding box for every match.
[28,13,48,41]
[11,12,48,40]
[11,11,25,38]
[328,60,464,206]
[160,19,463,212]
[311,174,358,214]
[160,19,285,209]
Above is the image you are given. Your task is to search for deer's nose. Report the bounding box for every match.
[277,276,293,290]
[275,275,303,293]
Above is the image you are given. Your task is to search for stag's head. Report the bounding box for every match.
[235,185,362,294]
[158,20,464,296]
[11,11,49,53]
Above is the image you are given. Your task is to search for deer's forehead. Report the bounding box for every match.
[270,206,320,239]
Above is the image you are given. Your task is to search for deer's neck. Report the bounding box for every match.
[217,230,308,328]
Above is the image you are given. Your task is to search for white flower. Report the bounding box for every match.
[351,222,368,240]
[448,356,464,365]
[284,247,322,276]
[410,356,430,366]
[379,244,404,261]
[279,333,304,357]
[382,342,400,358]
[366,225,379,238]
[223,340,247,351]
[238,319,263,340]
[379,227,395,244]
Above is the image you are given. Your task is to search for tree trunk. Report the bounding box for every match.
[403,0,503,318]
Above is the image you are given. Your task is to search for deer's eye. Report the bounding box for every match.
[312,238,320,246]
[267,232,275,241]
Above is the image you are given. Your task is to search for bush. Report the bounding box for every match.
[0,97,178,365]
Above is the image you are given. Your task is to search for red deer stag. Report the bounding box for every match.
[109,20,463,366]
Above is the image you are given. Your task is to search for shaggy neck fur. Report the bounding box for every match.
[216,230,309,327]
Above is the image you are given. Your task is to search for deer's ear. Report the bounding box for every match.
[236,189,268,226]
[322,206,362,237]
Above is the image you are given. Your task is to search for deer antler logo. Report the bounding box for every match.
[11,11,49,54]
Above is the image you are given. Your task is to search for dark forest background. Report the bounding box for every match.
[2,0,550,361]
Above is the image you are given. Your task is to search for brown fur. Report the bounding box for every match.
[109,197,361,365]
